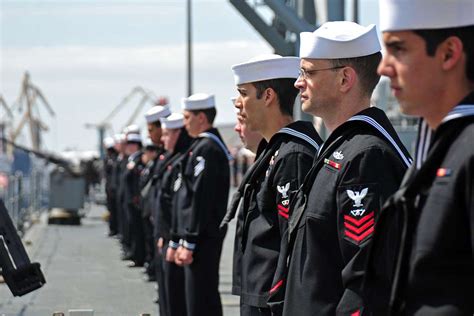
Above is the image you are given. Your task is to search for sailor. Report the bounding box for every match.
[232,97,264,183]
[156,113,193,316]
[123,131,146,267]
[113,133,131,259]
[362,1,474,314]
[141,105,170,282]
[103,136,118,237]
[222,54,323,316]
[274,21,412,316]
[120,124,142,256]
[139,137,160,279]
[171,93,231,316]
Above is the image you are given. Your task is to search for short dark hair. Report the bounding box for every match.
[414,25,474,82]
[329,52,382,96]
[148,120,161,128]
[189,107,217,124]
[252,78,299,116]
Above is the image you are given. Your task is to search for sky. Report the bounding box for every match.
[0,0,380,152]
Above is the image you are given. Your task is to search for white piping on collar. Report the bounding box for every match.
[199,132,233,161]
[416,104,474,169]
[349,115,413,168]
[278,127,320,151]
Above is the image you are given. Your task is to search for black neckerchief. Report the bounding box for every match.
[220,121,322,228]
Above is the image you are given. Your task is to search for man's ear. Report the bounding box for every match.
[439,36,464,71]
[263,87,276,107]
[198,111,208,125]
[339,66,356,93]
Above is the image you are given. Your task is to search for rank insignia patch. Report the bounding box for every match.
[194,156,205,177]
[277,182,290,198]
[173,173,182,192]
[343,211,374,244]
[338,184,378,245]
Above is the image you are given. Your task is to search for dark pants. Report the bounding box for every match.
[143,216,155,266]
[183,237,224,316]
[129,205,145,264]
[155,242,169,316]
[240,303,271,316]
[107,191,118,235]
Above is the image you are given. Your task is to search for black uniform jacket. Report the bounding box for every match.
[231,121,323,308]
[154,129,193,241]
[363,93,474,316]
[124,151,145,211]
[172,127,231,248]
[275,107,412,316]
[139,147,165,219]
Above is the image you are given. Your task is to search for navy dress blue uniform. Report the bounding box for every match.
[271,108,412,316]
[152,128,192,316]
[124,151,146,265]
[115,155,130,253]
[172,127,231,316]
[363,93,474,315]
[224,121,322,315]
[105,150,118,235]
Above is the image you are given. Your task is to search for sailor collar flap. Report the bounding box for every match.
[198,129,233,161]
[319,107,413,168]
[273,121,322,151]
[415,92,474,169]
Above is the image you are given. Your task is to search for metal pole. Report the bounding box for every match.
[186,0,193,97]
[352,0,359,23]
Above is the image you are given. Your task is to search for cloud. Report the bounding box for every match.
[1,40,272,150]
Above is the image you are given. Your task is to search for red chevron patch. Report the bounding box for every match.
[343,211,375,244]
[344,211,374,226]
[277,204,289,213]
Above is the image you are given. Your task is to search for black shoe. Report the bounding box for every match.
[143,274,157,282]
[153,297,159,304]
[121,252,134,261]
[127,261,144,268]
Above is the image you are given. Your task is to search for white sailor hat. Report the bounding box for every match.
[181,93,215,111]
[300,21,381,59]
[124,124,140,134]
[380,0,474,32]
[114,133,126,143]
[231,54,300,85]
[103,137,115,149]
[161,112,184,129]
[126,132,142,144]
[145,105,171,123]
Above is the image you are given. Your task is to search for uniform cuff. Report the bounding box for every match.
[179,239,196,251]
[168,240,180,249]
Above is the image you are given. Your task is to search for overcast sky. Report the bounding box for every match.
[1,0,379,152]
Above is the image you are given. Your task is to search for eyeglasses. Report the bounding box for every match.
[298,66,346,80]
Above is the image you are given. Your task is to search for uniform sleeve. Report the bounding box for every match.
[168,166,182,249]
[335,146,406,315]
[467,155,474,258]
[272,151,314,237]
[184,142,228,247]
[268,151,314,315]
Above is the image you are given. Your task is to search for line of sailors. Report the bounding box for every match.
[223,1,473,315]
[104,0,474,314]
[103,93,230,316]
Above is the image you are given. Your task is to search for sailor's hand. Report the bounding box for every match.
[157,238,164,254]
[166,247,176,262]
[175,246,193,266]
